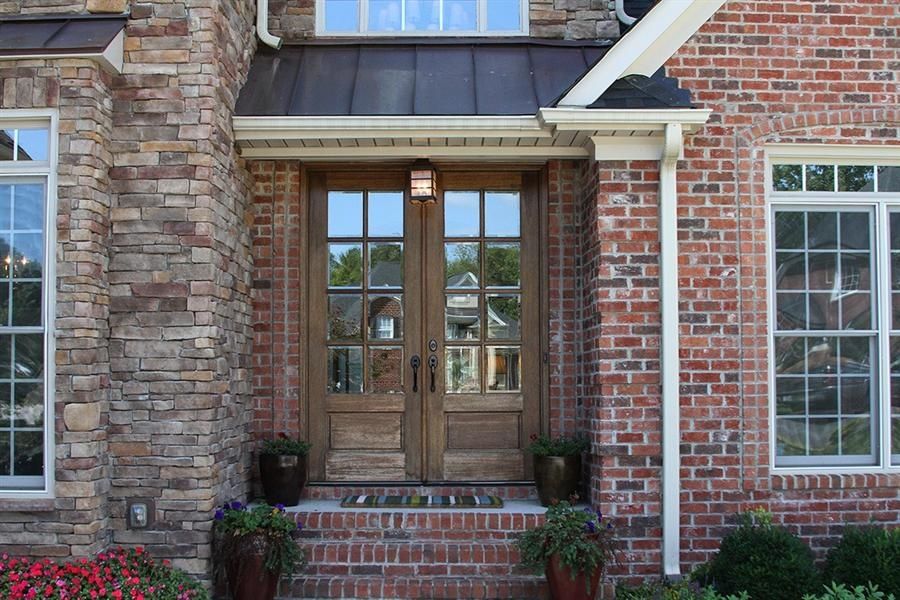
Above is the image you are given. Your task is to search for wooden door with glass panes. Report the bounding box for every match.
[308,170,540,482]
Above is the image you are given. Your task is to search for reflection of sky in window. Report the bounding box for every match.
[485,192,519,237]
[445,191,479,237]
[368,192,403,237]
[443,0,476,30]
[13,185,44,231]
[369,0,402,30]
[15,130,48,162]
[486,0,519,30]
[325,0,359,31]
[404,0,440,30]
[328,192,363,237]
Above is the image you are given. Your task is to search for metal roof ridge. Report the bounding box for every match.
[265,37,617,49]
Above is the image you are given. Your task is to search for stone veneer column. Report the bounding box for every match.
[107,0,256,575]
[0,60,114,557]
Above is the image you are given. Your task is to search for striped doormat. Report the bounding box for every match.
[340,494,504,509]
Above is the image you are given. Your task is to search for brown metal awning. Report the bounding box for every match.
[0,14,127,72]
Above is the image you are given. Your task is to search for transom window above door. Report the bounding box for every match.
[318,0,527,35]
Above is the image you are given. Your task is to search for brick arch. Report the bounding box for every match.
[740,107,900,144]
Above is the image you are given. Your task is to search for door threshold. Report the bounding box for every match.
[284,497,549,515]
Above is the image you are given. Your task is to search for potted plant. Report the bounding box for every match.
[214,501,305,600]
[518,500,616,600]
[259,433,311,506]
[527,433,589,506]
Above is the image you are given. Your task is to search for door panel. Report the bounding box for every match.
[424,171,541,482]
[308,172,423,482]
[308,169,540,483]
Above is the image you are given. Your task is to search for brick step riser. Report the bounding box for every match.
[300,485,539,501]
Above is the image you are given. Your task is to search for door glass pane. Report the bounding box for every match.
[446,346,479,393]
[328,294,362,340]
[368,242,403,288]
[443,0,476,30]
[368,192,404,237]
[486,346,520,391]
[485,192,519,237]
[324,0,360,31]
[368,346,404,393]
[327,192,363,237]
[485,242,520,288]
[446,294,480,340]
[327,347,363,394]
[329,243,363,288]
[369,0,402,30]
[446,242,479,288]
[487,294,520,339]
[368,294,403,341]
[486,0,520,30]
[444,191,479,237]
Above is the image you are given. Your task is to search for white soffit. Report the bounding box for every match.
[558,0,728,107]
[233,109,712,161]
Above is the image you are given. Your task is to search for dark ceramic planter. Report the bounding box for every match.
[259,454,307,506]
[225,533,280,600]
[534,454,581,507]
[546,553,601,600]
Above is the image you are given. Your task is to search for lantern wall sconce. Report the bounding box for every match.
[409,159,437,204]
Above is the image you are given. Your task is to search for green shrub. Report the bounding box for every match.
[615,580,749,600]
[803,583,897,600]
[824,527,900,595]
[260,433,311,456]
[704,509,820,600]
[525,433,589,456]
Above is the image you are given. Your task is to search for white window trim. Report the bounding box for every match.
[0,108,58,499]
[765,143,900,475]
[314,0,529,36]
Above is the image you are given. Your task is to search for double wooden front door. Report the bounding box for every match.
[308,170,541,482]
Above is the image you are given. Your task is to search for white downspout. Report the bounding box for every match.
[614,0,637,26]
[257,0,283,49]
[660,122,683,578]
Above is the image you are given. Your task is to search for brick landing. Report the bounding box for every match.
[280,499,549,599]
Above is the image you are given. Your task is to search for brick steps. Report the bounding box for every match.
[278,505,550,599]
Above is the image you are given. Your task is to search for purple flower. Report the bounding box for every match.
[275,503,285,511]
[584,521,596,533]
[607,522,613,530]
[229,501,243,511]
[296,520,303,531]
[214,509,225,521]
[596,510,603,522]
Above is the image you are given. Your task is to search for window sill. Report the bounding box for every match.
[772,471,900,491]
[0,497,56,512]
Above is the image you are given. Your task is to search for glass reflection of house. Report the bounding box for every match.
[445,272,520,340]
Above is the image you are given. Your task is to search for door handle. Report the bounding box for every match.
[410,355,421,393]
[428,355,438,393]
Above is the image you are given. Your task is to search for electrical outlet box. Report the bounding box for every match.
[126,499,154,529]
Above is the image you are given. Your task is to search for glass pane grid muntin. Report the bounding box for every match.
[771,162,898,194]
[326,190,404,395]
[444,190,521,394]
[773,206,881,467]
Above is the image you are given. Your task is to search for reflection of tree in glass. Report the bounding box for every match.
[486,244,520,287]
[447,244,478,282]
[773,165,802,192]
[329,247,362,287]
[806,165,834,192]
[328,297,361,340]
[839,166,874,192]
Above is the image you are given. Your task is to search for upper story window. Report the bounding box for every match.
[0,115,55,496]
[318,0,528,35]
[768,146,900,471]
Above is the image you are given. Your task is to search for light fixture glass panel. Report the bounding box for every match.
[485,192,520,237]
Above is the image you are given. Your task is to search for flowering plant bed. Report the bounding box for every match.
[0,547,207,600]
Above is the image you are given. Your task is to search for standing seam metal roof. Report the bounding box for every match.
[0,14,126,55]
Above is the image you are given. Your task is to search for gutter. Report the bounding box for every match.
[614,0,637,26]
[660,122,683,578]
[256,0,282,49]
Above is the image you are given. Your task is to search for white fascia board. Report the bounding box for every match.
[239,144,589,160]
[233,115,546,141]
[540,107,713,133]
[558,0,727,107]
[0,29,125,74]
[766,143,900,164]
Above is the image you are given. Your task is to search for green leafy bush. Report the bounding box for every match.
[616,579,749,600]
[704,509,820,600]
[525,433,589,457]
[213,502,305,574]
[518,501,616,594]
[260,433,311,456]
[803,583,897,600]
[824,527,900,595]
